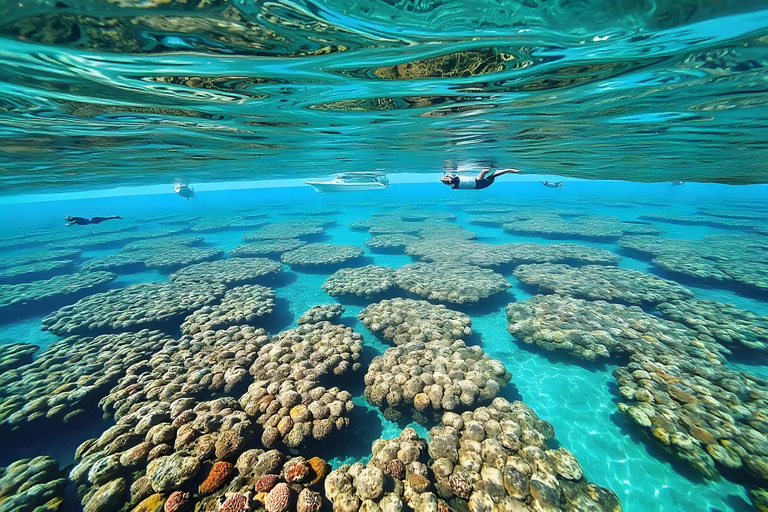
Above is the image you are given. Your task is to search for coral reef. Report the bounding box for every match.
[513,263,694,305]
[0,259,75,283]
[242,220,326,241]
[505,294,725,361]
[280,243,363,267]
[230,239,307,258]
[657,298,768,352]
[394,262,511,304]
[502,213,663,240]
[365,234,420,251]
[322,266,397,298]
[0,343,38,373]
[404,239,621,267]
[169,258,282,285]
[364,338,511,415]
[0,330,173,426]
[429,399,622,511]
[619,234,768,293]
[296,304,344,325]
[0,456,67,512]
[82,246,222,272]
[42,282,225,336]
[180,284,275,335]
[359,298,471,346]
[325,428,432,511]
[0,271,117,314]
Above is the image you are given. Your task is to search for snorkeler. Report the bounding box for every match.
[175,182,196,199]
[541,181,564,188]
[65,215,122,226]
[440,164,521,190]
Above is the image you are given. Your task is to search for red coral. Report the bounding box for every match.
[385,459,406,480]
[284,457,309,483]
[265,483,291,512]
[164,491,190,512]
[219,493,249,512]
[199,461,234,494]
[254,474,280,493]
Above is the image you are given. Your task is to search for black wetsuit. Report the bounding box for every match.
[448,175,495,190]
[67,216,122,225]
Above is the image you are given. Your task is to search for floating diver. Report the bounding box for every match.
[175,182,196,199]
[440,164,521,190]
[65,215,122,226]
[542,181,565,188]
[671,180,686,186]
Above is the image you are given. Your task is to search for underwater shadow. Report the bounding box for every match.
[259,297,295,334]
[268,270,298,288]
[446,290,517,317]
[507,334,617,374]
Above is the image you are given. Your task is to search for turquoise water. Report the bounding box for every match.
[0,180,766,511]
[2,1,768,509]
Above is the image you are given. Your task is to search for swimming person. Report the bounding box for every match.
[541,181,564,188]
[65,215,122,226]
[440,165,521,190]
[175,182,196,199]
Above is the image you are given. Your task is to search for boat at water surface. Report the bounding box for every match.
[305,172,389,192]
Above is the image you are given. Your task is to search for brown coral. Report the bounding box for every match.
[409,473,430,492]
[220,493,249,512]
[385,459,406,480]
[199,461,234,494]
[164,491,190,512]
[265,483,291,512]
[254,474,280,493]
[284,457,309,483]
[297,488,321,512]
[306,457,329,486]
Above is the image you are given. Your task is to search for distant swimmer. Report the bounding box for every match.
[671,180,686,187]
[541,181,564,188]
[175,182,196,199]
[65,215,122,226]
[440,164,521,190]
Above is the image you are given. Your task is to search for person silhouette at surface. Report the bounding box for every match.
[65,215,122,226]
[440,163,521,190]
[175,182,196,199]
[541,181,564,188]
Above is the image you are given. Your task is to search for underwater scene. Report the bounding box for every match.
[0,180,767,512]
[2,0,768,511]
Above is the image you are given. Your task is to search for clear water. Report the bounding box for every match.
[1,1,768,510]
[0,180,767,512]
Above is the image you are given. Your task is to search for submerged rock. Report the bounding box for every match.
[0,271,117,314]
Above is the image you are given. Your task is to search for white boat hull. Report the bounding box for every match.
[305,181,387,192]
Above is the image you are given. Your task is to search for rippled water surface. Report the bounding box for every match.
[0,181,767,512]
[1,0,768,191]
